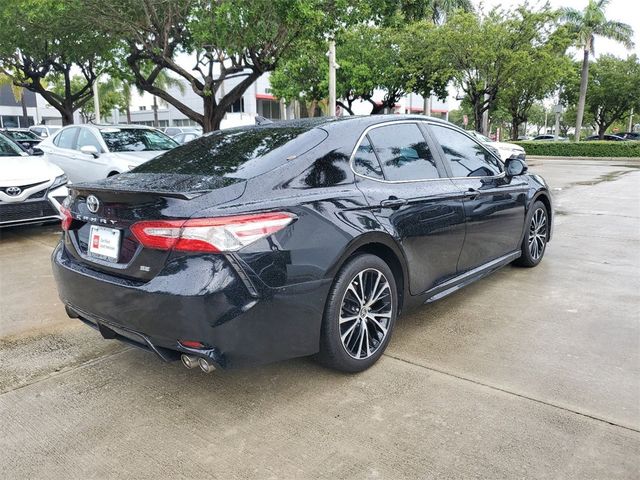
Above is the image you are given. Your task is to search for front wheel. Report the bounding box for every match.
[514,201,549,267]
[316,254,398,373]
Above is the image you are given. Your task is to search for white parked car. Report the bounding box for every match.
[468,131,525,161]
[0,133,68,227]
[29,125,61,139]
[38,124,179,183]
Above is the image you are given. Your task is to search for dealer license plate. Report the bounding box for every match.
[88,225,121,262]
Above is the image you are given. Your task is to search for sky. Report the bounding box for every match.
[478,0,640,59]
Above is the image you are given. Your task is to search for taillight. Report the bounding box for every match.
[60,205,73,231]
[130,212,295,253]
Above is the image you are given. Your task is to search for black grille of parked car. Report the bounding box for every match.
[0,201,58,223]
[0,181,48,195]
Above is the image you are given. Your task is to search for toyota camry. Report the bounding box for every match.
[53,115,552,373]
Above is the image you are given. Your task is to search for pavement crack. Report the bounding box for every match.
[383,353,640,434]
[0,347,131,397]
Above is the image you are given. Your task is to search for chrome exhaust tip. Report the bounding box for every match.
[181,354,198,369]
[198,357,216,374]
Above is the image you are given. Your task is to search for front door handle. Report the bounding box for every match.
[381,197,408,209]
[463,188,479,200]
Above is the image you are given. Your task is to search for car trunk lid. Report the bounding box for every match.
[63,173,246,281]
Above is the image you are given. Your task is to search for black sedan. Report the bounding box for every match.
[53,115,553,373]
[585,134,625,141]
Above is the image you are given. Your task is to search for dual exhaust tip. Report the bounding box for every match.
[181,354,216,373]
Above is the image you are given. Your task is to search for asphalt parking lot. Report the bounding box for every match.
[0,158,638,479]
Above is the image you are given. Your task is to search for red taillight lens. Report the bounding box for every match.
[131,212,295,253]
[60,205,73,231]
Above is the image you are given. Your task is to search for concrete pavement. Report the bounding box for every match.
[0,158,638,479]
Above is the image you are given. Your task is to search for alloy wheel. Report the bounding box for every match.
[528,208,547,260]
[339,268,393,360]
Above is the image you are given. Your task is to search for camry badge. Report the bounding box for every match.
[86,195,100,213]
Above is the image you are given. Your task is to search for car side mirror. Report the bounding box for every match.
[505,154,527,177]
[29,147,44,156]
[80,145,100,158]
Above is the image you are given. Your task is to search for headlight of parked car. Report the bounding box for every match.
[50,174,68,190]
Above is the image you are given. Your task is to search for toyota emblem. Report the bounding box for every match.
[6,186,21,196]
[86,195,100,213]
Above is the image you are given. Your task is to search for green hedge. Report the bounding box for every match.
[513,141,640,158]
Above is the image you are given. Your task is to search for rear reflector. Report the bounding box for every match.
[179,340,204,349]
[61,205,73,231]
[131,212,295,253]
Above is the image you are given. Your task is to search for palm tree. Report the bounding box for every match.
[562,0,634,141]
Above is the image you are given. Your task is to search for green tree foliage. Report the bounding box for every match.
[437,6,563,134]
[0,0,114,125]
[83,0,357,132]
[581,55,640,138]
[561,0,634,140]
[496,21,573,139]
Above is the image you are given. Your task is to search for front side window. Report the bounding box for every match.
[367,123,440,181]
[54,128,78,149]
[353,136,384,179]
[430,125,502,178]
[100,128,178,152]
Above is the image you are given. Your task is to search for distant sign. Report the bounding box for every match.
[463,115,468,126]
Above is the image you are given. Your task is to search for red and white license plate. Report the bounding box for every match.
[88,225,121,262]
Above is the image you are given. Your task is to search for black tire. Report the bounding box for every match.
[316,254,398,373]
[514,200,549,267]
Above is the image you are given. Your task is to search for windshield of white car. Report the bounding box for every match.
[101,129,179,152]
[473,132,494,143]
[0,134,25,156]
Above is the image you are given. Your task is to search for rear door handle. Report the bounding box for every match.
[380,198,408,209]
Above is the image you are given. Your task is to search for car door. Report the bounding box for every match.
[427,123,528,272]
[43,127,80,181]
[74,127,110,182]
[353,121,466,295]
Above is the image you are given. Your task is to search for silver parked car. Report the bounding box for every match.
[38,124,178,183]
[29,125,61,139]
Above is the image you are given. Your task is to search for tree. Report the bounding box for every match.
[85,0,352,132]
[582,55,640,138]
[496,23,572,139]
[0,0,113,125]
[561,0,634,141]
[437,6,561,134]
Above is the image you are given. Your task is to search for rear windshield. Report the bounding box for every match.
[101,128,178,152]
[133,126,328,179]
[8,130,39,141]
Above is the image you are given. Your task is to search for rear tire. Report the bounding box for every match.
[316,254,398,373]
[514,200,549,267]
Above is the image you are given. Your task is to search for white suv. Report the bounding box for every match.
[38,124,178,183]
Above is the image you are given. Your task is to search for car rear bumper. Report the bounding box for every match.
[52,243,331,368]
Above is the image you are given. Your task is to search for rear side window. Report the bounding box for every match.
[134,126,328,179]
[54,128,77,149]
[353,137,384,179]
[367,123,440,181]
[430,125,502,178]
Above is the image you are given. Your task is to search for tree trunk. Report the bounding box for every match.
[153,96,159,127]
[20,90,29,127]
[511,119,520,141]
[574,48,590,142]
[126,105,132,124]
[473,101,484,133]
[202,98,226,132]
